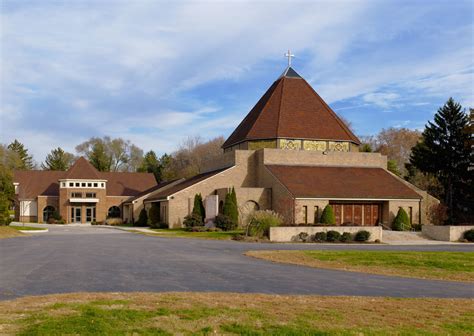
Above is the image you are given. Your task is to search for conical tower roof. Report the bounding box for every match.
[222,67,360,149]
[65,157,101,179]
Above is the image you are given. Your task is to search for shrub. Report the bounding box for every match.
[313,231,327,242]
[292,232,310,242]
[223,188,239,227]
[320,205,335,225]
[105,217,123,226]
[52,210,61,221]
[392,208,411,231]
[148,204,161,227]
[463,229,474,242]
[135,208,148,227]
[214,214,237,231]
[246,210,283,238]
[428,203,448,225]
[340,232,352,242]
[355,230,371,242]
[192,193,205,222]
[183,213,203,228]
[326,230,341,242]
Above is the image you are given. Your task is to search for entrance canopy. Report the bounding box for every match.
[266,165,421,200]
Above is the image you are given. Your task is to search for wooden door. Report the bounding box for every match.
[343,204,353,224]
[371,204,380,225]
[353,205,362,225]
[363,204,372,225]
[332,204,342,225]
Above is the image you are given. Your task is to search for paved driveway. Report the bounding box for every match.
[0,226,473,300]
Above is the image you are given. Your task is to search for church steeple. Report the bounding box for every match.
[222,65,360,152]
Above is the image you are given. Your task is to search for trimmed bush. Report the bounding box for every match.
[320,205,335,225]
[247,210,283,238]
[192,193,205,222]
[214,214,237,231]
[326,230,341,242]
[340,232,352,242]
[223,188,239,227]
[313,231,327,242]
[183,213,203,228]
[392,208,411,231]
[463,229,474,242]
[355,230,371,242]
[135,208,148,227]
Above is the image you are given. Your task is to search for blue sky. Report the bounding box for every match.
[1,0,473,162]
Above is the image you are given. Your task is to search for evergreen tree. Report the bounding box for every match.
[410,98,472,223]
[88,142,111,172]
[223,188,238,225]
[138,151,162,182]
[320,205,335,225]
[135,208,148,227]
[0,167,14,225]
[148,203,161,228]
[7,139,34,170]
[41,147,74,171]
[392,208,411,231]
[192,193,205,221]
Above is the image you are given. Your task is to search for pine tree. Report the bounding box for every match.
[88,142,111,172]
[0,167,14,225]
[230,187,239,224]
[410,98,472,223]
[7,140,34,170]
[192,193,205,221]
[138,151,162,182]
[42,147,74,171]
[320,205,335,225]
[387,160,401,176]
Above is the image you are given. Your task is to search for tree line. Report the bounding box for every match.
[1,98,472,224]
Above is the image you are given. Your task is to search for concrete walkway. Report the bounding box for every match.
[1,225,473,301]
[382,230,461,245]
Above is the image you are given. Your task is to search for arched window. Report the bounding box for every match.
[43,206,55,222]
[108,206,121,218]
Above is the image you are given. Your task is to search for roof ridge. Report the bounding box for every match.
[300,79,360,144]
[275,77,285,138]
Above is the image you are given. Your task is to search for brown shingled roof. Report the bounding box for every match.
[65,157,100,179]
[14,169,157,198]
[13,170,66,199]
[223,67,360,149]
[266,165,421,199]
[144,167,230,202]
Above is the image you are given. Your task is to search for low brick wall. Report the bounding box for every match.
[422,225,474,242]
[270,226,382,242]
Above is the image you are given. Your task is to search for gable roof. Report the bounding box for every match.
[13,170,66,199]
[266,165,421,200]
[144,167,230,202]
[222,67,360,149]
[14,169,157,198]
[65,157,100,179]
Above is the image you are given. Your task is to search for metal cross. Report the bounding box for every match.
[284,49,295,67]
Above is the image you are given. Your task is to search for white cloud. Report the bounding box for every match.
[363,92,400,109]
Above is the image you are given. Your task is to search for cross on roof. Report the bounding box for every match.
[284,49,295,67]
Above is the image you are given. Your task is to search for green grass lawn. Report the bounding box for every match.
[246,250,474,282]
[0,292,472,335]
[147,228,243,240]
[9,225,46,231]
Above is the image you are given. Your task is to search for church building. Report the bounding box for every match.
[13,65,436,227]
[139,66,436,228]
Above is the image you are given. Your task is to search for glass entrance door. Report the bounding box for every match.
[71,207,82,223]
[86,206,96,223]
